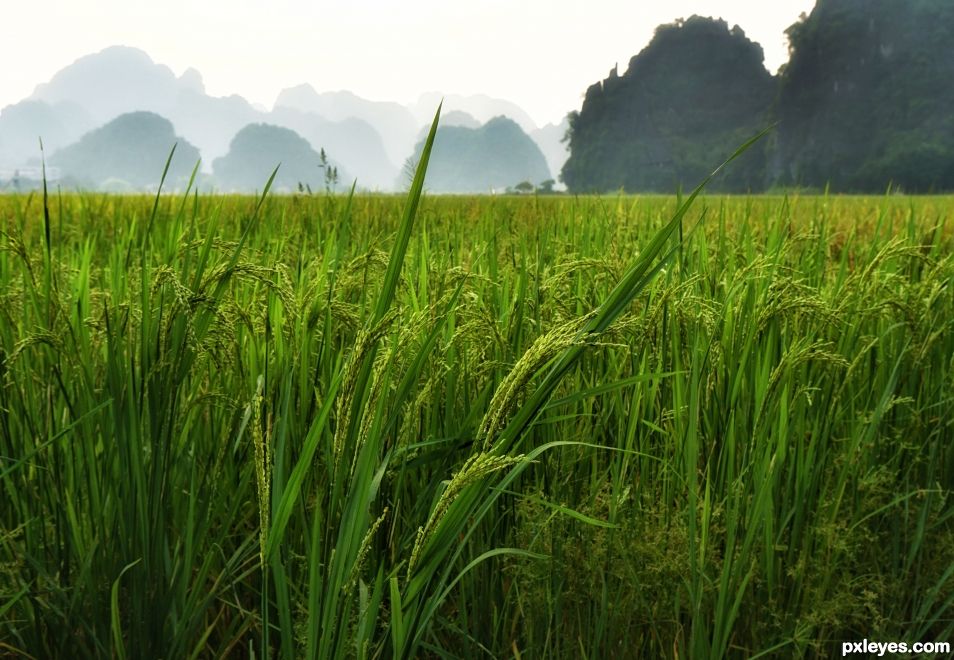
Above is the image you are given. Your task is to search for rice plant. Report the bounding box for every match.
[0,131,952,657]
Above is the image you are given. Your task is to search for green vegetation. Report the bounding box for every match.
[401,116,550,192]
[775,0,954,191]
[1,137,952,657]
[565,1,954,193]
[212,123,348,193]
[563,16,773,193]
[50,111,200,191]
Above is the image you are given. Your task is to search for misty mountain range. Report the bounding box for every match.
[0,46,568,192]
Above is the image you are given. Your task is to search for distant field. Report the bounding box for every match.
[1,189,952,658]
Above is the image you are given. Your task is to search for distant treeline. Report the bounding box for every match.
[562,0,954,193]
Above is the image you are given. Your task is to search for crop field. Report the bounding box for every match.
[1,148,953,657]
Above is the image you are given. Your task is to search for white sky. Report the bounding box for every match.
[1,0,815,127]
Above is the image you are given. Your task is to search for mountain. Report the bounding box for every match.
[411,110,482,145]
[268,107,397,190]
[31,46,188,124]
[0,100,95,166]
[274,85,419,168]
[212,123,350,192]
[400,116,550,193]
[441,111,481,129]
[561,16,774,193]
[22,47,404,187]
[27,46,259,166]
[530,117,570,183]
[168,89,262,167]
[7,46,548,191]
[51,111,200,190]
[774,0,954,191]
[410,93,537,134]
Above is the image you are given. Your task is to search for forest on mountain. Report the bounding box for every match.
[562,16,773,193]
[773,0,954,191]
[563,0,954,193]
[213,124,349,193]
[51,112,199,190]
[401,117,551,193]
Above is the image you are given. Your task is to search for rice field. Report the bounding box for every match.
[1,142,953,657]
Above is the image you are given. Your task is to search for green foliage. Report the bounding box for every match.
[565,3,954,194]
[213,123,350,192]
[562,17,774,193]
[774,0,954,191]
[50,111,199,190]
[0,180,952,658]
[401,116,550,192]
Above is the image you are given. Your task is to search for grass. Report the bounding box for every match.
[0,139,952,657]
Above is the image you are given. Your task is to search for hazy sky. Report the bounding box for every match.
[1,0,815,126]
